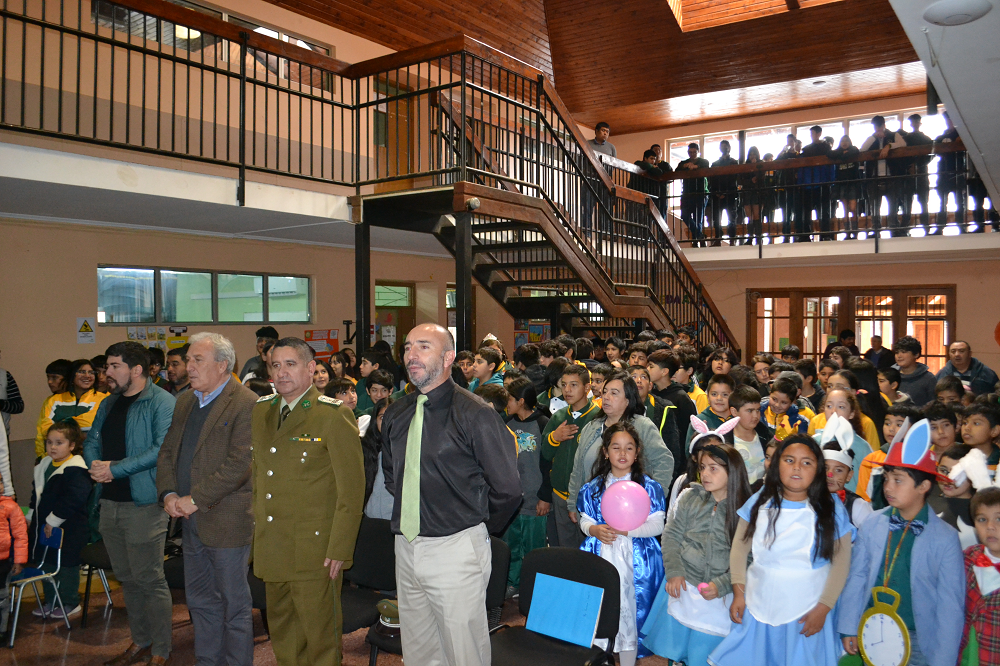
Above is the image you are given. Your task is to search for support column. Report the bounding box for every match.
[355,209,371,356]
[455,212,473,352]
[550,309,562,340]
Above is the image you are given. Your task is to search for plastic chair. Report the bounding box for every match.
[78,540,113,628]
[366,536,511,665]
[489,547,621,666]
[8,526,70,647]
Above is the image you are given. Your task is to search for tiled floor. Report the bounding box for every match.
[4,585,673,665]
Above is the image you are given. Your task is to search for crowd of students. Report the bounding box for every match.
[424,328,999,666]
[4,322,1000,666]
[595,112,999,246]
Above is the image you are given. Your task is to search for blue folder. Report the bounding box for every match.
[525,573,605,648]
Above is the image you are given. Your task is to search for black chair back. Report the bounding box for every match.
[343,516,396,591]
[518,547,620,641]
[485,537,511,609]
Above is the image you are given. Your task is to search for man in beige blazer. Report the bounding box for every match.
[156,332,258,666]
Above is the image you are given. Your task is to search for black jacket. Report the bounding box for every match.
[29,456,93,568]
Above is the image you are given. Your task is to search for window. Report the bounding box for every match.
[375,285,413,308]
[161,270,213,323]
[795,122,844,147]
[703,133,738,164]
[97,267,309,324]
[218,274,263,322]
[747,287,955,366]
[802,296,840,359]
[755,296,790,355]
[745,126,791,160]
[906,293,949,373]
[97,268,155,323]
[268,276,311,322]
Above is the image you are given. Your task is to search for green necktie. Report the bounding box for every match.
[400,394,428,542]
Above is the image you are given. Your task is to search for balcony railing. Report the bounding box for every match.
[0,0,739,352]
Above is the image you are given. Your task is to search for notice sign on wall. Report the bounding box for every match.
[304,329,340,361]
[77,317,97,344]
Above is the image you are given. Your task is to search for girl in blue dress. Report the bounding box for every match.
[577,421,666,666]
[708,434,856,666]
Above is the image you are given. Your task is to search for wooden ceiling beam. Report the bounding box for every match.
[786,0,801,9]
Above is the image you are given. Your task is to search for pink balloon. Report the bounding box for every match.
[602,481,651,532]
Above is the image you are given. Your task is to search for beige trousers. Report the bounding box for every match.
[394,523,493,666]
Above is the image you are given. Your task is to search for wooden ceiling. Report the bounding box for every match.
[575,63,927,133]
[268,0,920,134]
[263,0,553,77]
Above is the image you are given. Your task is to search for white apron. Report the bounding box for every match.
[745,503,829,626]
[667,582,733,637]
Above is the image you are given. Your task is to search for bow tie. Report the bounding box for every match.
[972,551,1000,571]
[889,512,925,537]
[836,490,847,503]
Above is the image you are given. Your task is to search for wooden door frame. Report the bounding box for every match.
[746,285,957,358]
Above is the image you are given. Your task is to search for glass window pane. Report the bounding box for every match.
[446,288,457,309]
[906,294,948,373]
[268,276,311,322]
[854,295,893,354]
[218,274,263,323]
[755,297,789,354]
[802,296,840,359]
[161,270,212,323]
[375,285,413,308]
[704,133,738,164]
[796,122,844,147]
[97,267,155,323]
[745,126,792,161]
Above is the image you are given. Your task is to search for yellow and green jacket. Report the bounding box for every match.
[35,389,108,457]
[541,399,601,497]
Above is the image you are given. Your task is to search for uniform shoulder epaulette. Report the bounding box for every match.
[318,395,343,406]
[256,394,276,403]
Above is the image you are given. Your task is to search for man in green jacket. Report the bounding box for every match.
[541,364,600,548]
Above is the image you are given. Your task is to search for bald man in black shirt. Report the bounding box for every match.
[382,324,520,666]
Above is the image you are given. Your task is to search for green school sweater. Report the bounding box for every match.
[684,407,733,449]
[541,399,601,498]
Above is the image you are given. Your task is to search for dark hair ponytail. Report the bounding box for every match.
[742,434,838,561]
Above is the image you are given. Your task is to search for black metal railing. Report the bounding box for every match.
[609,144,995,249]
[0,0,739,351]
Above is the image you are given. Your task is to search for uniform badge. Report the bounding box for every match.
[256,394,275,403]
[302,400,311,409]
[318,395,343,406]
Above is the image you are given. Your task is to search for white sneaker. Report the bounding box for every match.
[48,605,81,620]
[31,604,52,617]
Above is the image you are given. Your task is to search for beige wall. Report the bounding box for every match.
[0,218,512,442]
[697,258,1000,373]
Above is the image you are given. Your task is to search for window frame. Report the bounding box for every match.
[97,265,311,325]
[746,286,956,364]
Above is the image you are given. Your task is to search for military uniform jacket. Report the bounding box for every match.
[251,385,364,582]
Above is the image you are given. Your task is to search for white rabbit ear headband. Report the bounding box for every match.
[689,415,741,453]
[948,447,996,490]
[820,413,855,468]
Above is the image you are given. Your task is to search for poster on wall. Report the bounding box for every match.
[167,336,188,350]
[304,329,340,361]
[382,325,396,348]
[528,325,545,343]
[514,331,529,348]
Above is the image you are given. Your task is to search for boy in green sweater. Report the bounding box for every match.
[685,373,735,449]
[541,364,600,549]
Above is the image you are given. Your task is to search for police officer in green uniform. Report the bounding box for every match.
[250,338,364,666]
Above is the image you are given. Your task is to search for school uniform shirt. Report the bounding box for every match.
[684,407,732,450]
[34,389,108,457]
[837,507,965,666]
[541,400,601,499]
[687,382,709,414]
[960,544,1000,664]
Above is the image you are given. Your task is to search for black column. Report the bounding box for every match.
[455,212,473,352]
[355,215,371,355]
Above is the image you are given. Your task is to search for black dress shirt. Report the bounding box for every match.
[381,376,520,537]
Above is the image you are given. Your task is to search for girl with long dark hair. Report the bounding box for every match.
[708,435,855,666]
[577,422,666,666]
[642,442,751,666]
